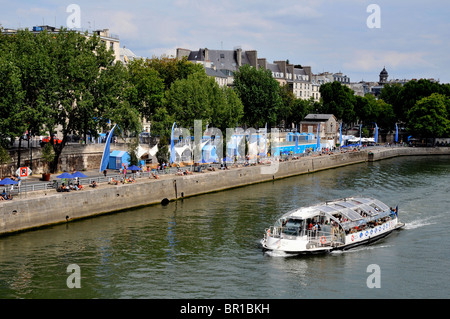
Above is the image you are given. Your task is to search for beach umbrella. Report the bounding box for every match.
[57,172,74,179]
[128,165,141,171]
[71,171,87,178]
[0,178,18,185]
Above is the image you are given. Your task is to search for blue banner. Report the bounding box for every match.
[170,122,177,164]
[359,124,362,146]
[395,123,398,143]
[374,123,378,144]
[99,124,118,172]
[316,123,320,150]
[265,123,267,156]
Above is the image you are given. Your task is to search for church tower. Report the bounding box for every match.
[379,67,388,85]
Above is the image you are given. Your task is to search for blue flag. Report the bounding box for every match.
[170,122,177,164]
[395,123,398,143]
[99,124,118,172]
[359,124,362,146]
[316,123,320,151]
[374,123,378,144]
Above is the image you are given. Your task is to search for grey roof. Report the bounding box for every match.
[266,63,281,73]
[188,49,252,72]
[294,68,307,75]
[204,67,227,78]
[304,114,336,121]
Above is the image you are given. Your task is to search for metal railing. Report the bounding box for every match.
[264,226,345,247]
[306,230,344,247]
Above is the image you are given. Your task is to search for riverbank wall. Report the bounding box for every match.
[1,147,449,236]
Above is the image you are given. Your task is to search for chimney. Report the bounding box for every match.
[235,47,242,67]
[176,48,191,60]
[246,50,258,68]
[303,66,312,80]
[258,58,267,70]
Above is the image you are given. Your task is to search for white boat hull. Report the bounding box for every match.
[261,197,405,255]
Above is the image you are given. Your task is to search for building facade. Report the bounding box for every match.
[177,47,320,101]
[300,114,338,147]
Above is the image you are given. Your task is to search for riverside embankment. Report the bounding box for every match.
[1,146,449,236]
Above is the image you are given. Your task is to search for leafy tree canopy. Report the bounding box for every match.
[407,93,450,138]
[233,64,282,128]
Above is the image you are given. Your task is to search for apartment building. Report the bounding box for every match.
[177,47,320,101]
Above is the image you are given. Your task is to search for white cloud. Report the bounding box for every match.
[343,50,430,72]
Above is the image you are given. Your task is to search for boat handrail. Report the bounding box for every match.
[306,229,345,246]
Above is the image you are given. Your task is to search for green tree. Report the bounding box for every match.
[146,55,204,90]
[1,28,142,172]
[278,85,296,128]
[233,64,282,128]
[125,59,165,121]
[0,52,26,147]
[0,145,11,166]
[379,83,403,121]
[407,93,450,138]
[209,86,244,132]
[1,29,59,167]
[381,79,447,123]
[127,137,140,166]
[164,71,243,133]
[288,97,314,129]
[319,81,356,123]
[164,71,214,130]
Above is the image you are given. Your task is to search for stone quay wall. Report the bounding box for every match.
[1,147,449,236]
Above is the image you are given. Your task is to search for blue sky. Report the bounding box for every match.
[1,0,449,83]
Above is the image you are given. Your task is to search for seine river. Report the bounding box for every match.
[0,155,449,300]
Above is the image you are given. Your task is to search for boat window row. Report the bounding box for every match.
[275,199,397,237]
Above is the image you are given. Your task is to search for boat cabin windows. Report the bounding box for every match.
[284,218,304,236]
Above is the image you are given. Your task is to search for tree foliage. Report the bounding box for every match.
[164,71,244,133]
[0,28,142,171]
[233,64,282,128]
[319,81,356,123]
[407,93,450,138]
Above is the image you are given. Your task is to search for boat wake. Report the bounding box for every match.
[330,244,394,255]
[404,217,437,230]
[264,250,298,258]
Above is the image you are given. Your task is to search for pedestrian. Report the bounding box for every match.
[103,169,107,177]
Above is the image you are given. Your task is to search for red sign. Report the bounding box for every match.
[16,167,31,178]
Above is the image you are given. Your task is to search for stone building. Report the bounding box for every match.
[300,114,338,147]
[177,47,320,101]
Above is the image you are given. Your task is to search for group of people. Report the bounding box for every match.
[108,176,135,185]
[58,182,84,192]
[1,189,13,200]
[175,169,193,176]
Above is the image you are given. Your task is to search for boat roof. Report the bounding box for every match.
[284,197,391,223]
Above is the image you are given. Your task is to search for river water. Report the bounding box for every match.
[0,155,449,299]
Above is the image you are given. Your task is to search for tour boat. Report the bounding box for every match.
[261,197,404,254]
